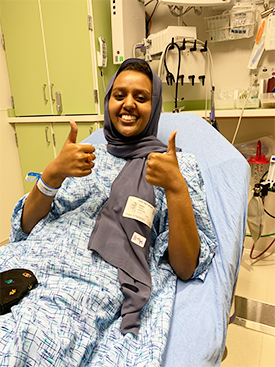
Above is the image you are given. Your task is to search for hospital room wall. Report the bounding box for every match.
[0,24,24,245]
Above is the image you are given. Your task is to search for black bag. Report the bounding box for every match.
[0,268,38,315]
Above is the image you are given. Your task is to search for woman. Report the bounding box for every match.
[2,59,216,365]
[22,59,199,280]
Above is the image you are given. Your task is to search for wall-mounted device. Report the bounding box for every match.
[110,0,145,64]
[97,37,107,67]
[159,0,231,5]
[145,26,196,56]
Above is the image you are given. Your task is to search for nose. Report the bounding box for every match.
[123,94,136,110]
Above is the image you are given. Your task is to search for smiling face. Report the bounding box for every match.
[108,70,152,138]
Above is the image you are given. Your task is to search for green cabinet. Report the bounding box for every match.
[40,0,96,115]
[15,123,55,193]
[15,121,99,193]
[53,122,97,156]
[0,0,96,116]
[0,1,52,116]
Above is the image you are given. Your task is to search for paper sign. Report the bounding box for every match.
[123,196,155,228]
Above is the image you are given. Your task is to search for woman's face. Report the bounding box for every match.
[108,70,152,137]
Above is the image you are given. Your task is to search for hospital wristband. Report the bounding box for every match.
[26,172,59,197]
[36,177,59,197]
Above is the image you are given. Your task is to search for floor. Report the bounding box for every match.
[221,249,275,367]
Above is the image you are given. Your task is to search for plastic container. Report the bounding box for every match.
[235,97,260,109]
[260,93,275,108]
[235,87,260,109]
[204,5,256,43]
[248,140,270,186]
[215,99,235,109]
[235,136,275,161]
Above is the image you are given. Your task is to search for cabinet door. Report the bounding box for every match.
[41,0,96,115]
[0,1,52,116]
[15,123,55,193]
[53,122,97,156]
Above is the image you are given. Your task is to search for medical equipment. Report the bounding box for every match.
[146,32,216,123]
[204,2,256,43]
[266,155,275,186]
[144,26,196,57]
[248,140,270,186]
[158,37,211,113]
[110,0,145,64]
[97,37,107,68]
[247,154,275,257]
[159,0,231,6]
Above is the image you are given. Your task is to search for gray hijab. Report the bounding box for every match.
[88,59,167,336]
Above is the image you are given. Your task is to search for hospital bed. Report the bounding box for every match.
[0,112,250,366]
[83,112,250,366]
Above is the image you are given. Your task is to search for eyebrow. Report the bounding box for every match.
[111,87,151,97]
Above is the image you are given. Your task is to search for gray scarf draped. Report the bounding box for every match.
[88,59,168,336]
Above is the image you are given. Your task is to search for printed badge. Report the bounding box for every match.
[122,196,155,228]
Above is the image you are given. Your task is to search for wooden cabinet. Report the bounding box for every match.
[0,0,96,116]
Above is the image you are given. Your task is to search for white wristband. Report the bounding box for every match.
[25,171,60,197]
[36,177,59,197]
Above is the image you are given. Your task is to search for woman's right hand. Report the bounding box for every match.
[42,120,96,188]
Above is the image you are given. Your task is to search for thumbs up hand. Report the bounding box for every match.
[42,120,95,188]
[146,130,184,191]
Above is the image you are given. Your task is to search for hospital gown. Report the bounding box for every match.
[0,145,217,367]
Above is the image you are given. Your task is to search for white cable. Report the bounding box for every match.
[231,87,251,145]
[231,82,255,145]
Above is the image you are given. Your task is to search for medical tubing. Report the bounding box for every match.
[157,38,213,114]
[163,41,181,110]
[174,42,181,110]
[246,232,275,238]
[264,208,275,219]
[146,0,159,34]
[250,237,275,260]
[231,83,253,145]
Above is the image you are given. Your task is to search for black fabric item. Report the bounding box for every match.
[0,268,38,315]
[88,59,167,336]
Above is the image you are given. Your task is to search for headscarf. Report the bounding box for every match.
[88,59,167,336]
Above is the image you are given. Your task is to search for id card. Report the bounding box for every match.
[122,196,155,228]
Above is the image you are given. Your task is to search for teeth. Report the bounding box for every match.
[121,115,137,121]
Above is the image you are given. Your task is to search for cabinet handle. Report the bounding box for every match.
[89,127,93,135]
[55,92,62,114]
[42,84,48,102]
[45,127,50,144]
[50,83,55,102]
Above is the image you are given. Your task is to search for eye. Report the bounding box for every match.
[114,93,125,101]
[135,94,147,103]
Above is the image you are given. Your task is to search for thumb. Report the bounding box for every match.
[167,130,177,155]
[66,120,78,144]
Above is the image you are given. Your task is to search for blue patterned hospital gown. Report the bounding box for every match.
[0,145,217,367]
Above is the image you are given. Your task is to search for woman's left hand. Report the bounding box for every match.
[146,130,184,191]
